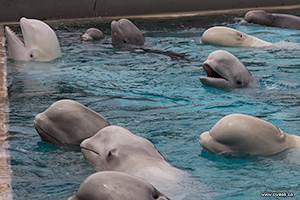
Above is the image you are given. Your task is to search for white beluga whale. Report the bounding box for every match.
[5,17,62,62]
[34,99,110,145]
[200,50,253,88]
[68,171,170,200]
[200,26,272,47]
[199,113,300,156]
[80,125,192,199]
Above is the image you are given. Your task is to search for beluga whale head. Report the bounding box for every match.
[5,17,62,62]
[111,18,145,46]
[200,50,253,88]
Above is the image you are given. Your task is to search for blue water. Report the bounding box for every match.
[6,11,300,199]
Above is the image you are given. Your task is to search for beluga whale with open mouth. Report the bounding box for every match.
[200,50,253,88]
[5,17,62,62]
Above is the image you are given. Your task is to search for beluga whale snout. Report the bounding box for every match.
[5,17,62,62]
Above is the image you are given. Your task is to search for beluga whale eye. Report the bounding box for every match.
[238,33,243,39]
[236,80,243,86]
[29,51,37,60]
[107,148,117,161]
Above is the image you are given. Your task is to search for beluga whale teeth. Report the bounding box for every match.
[6,26,23,44]
[202,63,226,80]
[5,17,62,62]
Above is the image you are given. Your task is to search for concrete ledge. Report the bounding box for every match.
[0,0,300,22]
[0,26,11,200]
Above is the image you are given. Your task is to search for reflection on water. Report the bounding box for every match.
[7,10,300,199]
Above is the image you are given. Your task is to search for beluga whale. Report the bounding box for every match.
[200,50,253,88]
[81,28,105,41]
[34,99,110,145]
[5,17,62,62]
[200,26,272,47]
[111,18,145,46]
[242,10,300,30]
[199,113,300,156]
[111,18,189,60]
[68,171,170,200]
[80,125,191,199]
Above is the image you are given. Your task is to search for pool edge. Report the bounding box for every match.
[0,25,12,200]
[0,4,300,25]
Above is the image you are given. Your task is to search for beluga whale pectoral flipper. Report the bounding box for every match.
[5,17,62,62]
[200,50,253,88]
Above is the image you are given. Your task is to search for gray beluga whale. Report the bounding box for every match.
[80,125,190,199]
[80,28,105,41]
[68,171,170,200]
[200,26,272,47]
[5,17,62,62]
[242,10,300,30]
[199,113,300,156]
[111,18,189,60]
[34,99,110,145]
[111,18,145,46]
[200,50,253,88]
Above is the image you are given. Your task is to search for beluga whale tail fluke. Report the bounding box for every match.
[5,17,62,62]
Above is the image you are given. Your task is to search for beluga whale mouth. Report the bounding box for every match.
[200,50,253,88]
[202,63,226,79]
[5,17,62,62]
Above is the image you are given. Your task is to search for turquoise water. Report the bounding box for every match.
[7,11,300,199]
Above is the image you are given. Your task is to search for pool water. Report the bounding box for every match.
[7,10,300,199]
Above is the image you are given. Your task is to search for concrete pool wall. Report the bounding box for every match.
[0,0,300,22]
[0,25,11,200]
